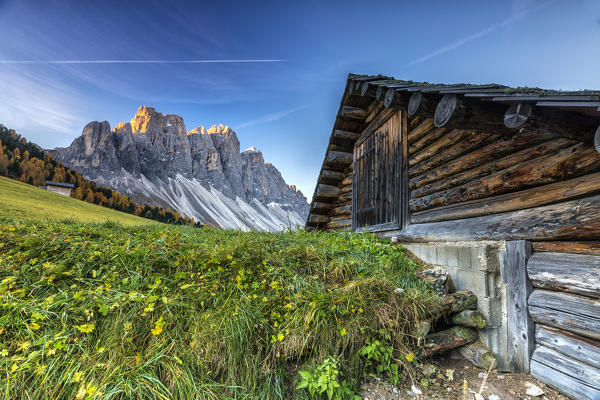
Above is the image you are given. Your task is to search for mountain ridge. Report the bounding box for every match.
[50,106,309,231]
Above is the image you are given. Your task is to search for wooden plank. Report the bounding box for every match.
[355,107,397,146]
[333,129,360,141]
[381,194,600,242]
[499,240,534,373]
[532,345,600,390]
[536,325,600,369]
[410,172,600,224]
[325,151,353,166]
[533,241,600,256]
[410,142,600,211]
[409,130,564,190]
[529,290,600,340]
[315,184,339,198]
[408,129,471,167]
[341,105,368,120]
[409,131,497,178]
[530,359,600,400]
[308,214,328,224]
[527,253,600,298]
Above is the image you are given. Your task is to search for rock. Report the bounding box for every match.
[524,382,544,397]
[488,395,501,400]
[417,266,453,296]
[422,364,436,376]
[50,106,309,231]
[411,385,422,395]
[458,343,497,369]
[478,372,485,379]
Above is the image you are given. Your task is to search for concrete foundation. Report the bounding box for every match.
[402,241,511,371]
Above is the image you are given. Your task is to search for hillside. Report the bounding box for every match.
[0,217,438,399]
[0,176,156,226]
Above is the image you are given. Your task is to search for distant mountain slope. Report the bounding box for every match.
[51,106,308,231]
[0,176,156,226]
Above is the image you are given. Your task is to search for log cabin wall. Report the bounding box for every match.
[525,244,600,400]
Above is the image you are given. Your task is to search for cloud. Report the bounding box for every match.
[406,0,556,66]
[236,105,309,129]
[0,59,286,64]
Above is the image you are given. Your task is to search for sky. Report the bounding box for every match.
[1,0,599,198]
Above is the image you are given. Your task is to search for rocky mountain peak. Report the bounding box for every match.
[50,106,309,231]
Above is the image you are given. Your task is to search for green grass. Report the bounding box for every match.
[0,218,439,399]
[0,176,156,226]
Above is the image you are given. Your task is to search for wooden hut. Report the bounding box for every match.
[306,74,600,399]
[45,180,74,196]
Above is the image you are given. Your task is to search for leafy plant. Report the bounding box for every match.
[359,338,400,385]
[296,356,359,400]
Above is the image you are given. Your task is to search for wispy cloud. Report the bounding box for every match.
[406,0,556,66]
[0,59,286,64]
[236,105,309,129]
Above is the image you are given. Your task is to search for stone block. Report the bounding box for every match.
[455,268,489,297]
[457,247,472,269]
[423,245,437,265]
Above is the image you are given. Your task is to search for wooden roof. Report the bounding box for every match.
[305,73,600,231]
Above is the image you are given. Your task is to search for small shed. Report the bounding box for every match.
[45,180,74,197]
[307,74,600,399]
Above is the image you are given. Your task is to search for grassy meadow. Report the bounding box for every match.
[0,193,439,398]
[0,176,156,226]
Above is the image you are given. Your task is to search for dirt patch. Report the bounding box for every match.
[361,354,569,400]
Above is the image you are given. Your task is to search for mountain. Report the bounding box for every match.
[50,106,309,231]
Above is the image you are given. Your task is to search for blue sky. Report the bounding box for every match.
[1,0,599,198]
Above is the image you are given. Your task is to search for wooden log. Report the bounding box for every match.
[408,92,422,116]
[365,101,385,125]
[434,94,507,131]
[408,92,438,118]
[595,126,600,153]
[381,194,600,242]
[458,343,497,369]
[504,102,532,129]
[529,305,600,342]
[407,118,435,145]
[315,184,339,199]
[384,88,411,109]
[536,325,600,369]
[500,240,534,373]
[330,213,352,222]
[410,172,600,224]
[530,359,600,400]
[409,115,423,129]
[527,253,600,298]
[331,204,352,216]
[308,214,329,224]
[510,106,598,143]
[409,131,498,178]
[451,310,487,329]
[339,184,352,194]
[340,176,352,186]
[361,81,377,97]
[320,170,345,181]
[309,202,334,213]
[533,241,600,256]
[423,326,478,356]
[325,151,353,166]
[409,131,564,190]
[408,127,448,156]
[326,218,351,229]
[333,129,360,141]
[341,106,368,120]
[338,191,352,202]
[532,345,600,391]
[410,142,600,211]
[376,85,384,101]
[409,129,471,167]
[439,290,478,314]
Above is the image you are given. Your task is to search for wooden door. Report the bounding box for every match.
[352,111,406,231]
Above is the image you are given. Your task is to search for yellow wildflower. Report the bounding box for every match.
[151,317,165,336]
[75,323,95,334]
[30,322,41,331]
[71,371,83,383]
[277,333,284,341]
[405,352,415,362]
[340,328,347,336]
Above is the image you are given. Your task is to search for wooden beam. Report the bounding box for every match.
[531,359,600,400]
[409,129,471,167]
[500,240,534,373]
[308,214,329,224]
[529,290,600,340]
[341,106,368,120]
[410,172,600,224]
[333,129,360,141]
[315,184,339,198]
[408,127,448,156]
[408,92,438,118]
[410,136,574,194]
[325,151,353,166]
[381,194,600,242]
[536,325,600,370]
[423,326,478,356]
[319,169,345,181]
[527,252,600,299]
[532,241,600,256]
[407,118,435,145]
[410,142,600,212]
[433,94,507,132]
[383,88,411,109]
[504,102,533,129]
[531,346,600,395]
[595,126,600,153]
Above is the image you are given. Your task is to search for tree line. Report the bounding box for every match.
[0,125,201,226]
